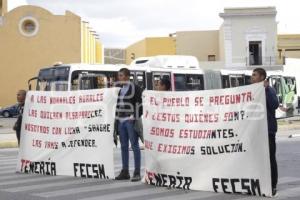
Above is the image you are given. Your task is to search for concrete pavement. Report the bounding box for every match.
[1,136,300,200]
[0,117,17,147]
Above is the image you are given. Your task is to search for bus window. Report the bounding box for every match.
[186,74,204,90]
[54,81,68,91]
[229,75,245,87]
[146,72,153,90]
[107,73,116,87]
[153,74,161,90]
[222,75,230,88]
[245,75,251,85]
[96,76,107,88]
[136,71,146,89]
[71,71,79,90]
[162,75,170,80]
[80,76,95,90]
[285,77,297,94]
[130,72,135,82]
[71,70,117,90]
[270,76,283,104]
[152,72,171,90]
[174,74,186,91]
[37,66,70,91]
[80,75,108,90]
[237,76,245,86]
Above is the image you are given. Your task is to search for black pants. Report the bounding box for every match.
[269,134,278,189]
[16,131,20,146]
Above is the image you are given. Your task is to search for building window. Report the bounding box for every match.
[208,55,216,61]
[19,16,39,37]
[249,41,262,65]
[130,53,135,60]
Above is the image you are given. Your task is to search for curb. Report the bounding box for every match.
[288,134,300,138]
[0,140,18,148]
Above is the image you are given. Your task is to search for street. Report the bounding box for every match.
[0,133,300,200]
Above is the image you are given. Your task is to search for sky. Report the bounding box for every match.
[9,0,300,48]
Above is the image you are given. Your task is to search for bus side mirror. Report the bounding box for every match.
[28,77,38,91]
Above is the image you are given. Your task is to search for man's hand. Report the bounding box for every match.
[13,124,17,131]
[114,137,118,147]
[128,115,135,121]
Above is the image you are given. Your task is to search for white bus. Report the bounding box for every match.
[28,56,205,92]
[28,56,299,118]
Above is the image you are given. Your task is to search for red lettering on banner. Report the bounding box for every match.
[25,123,49,134]
[50,96,76,104]
[32,139,42,148]
[179,129,235,139]
[28,109,37,118]
[44,141,58,149]
[52,127,62,135]
[194,97,204,106]
[162,97,189,107]
[37,96,47,104]
[157,143,195,155]
[30,95,34,103]
[150,97,159,106]
[65,111,92,120]
[144,140,153,150]
[40,111,63,119]
[152,113,180,122]
[78,93,103,103]
[150,127,174,138]
[185,113,219,123]
[209,92,252,106]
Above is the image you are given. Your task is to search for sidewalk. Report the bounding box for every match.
[0,118,18,148]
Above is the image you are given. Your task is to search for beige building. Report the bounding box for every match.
[0,0,103,107]
[176,30,220,62]
[126,37,176,64]
[126,7,285,71]
[104,48,126,64]
[278,34,300,62]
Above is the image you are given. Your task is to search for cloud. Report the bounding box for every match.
[86,17,144,47]
[26,0,300,47]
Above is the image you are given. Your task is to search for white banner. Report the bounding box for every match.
[143,83,272,197]
[16,88,119,179]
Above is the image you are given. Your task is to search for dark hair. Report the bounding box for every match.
[119,68,130,77]
[18,90,27,96]
[160,78,171,91]
[253,68,267,80]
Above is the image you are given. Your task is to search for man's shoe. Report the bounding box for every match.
[131,172,141,182]
[272,188,278,197]
[115,169,130,180]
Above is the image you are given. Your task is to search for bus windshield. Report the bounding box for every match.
[37,66,70,91]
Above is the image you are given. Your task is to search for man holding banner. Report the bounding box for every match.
[13,90,26,146]
[251,68,279,196]
[115,68,143,182]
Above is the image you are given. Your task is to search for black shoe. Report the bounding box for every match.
[131,171,141,182]
[115,169,130,180]
[272,188,278,197]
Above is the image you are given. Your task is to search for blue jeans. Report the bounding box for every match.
[118,120,141,172]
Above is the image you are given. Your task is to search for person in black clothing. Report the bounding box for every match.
[251,68,279,196]
[115,68,143,182]
[13,90,26,146]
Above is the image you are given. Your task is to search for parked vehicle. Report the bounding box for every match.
[0,104,19,118]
